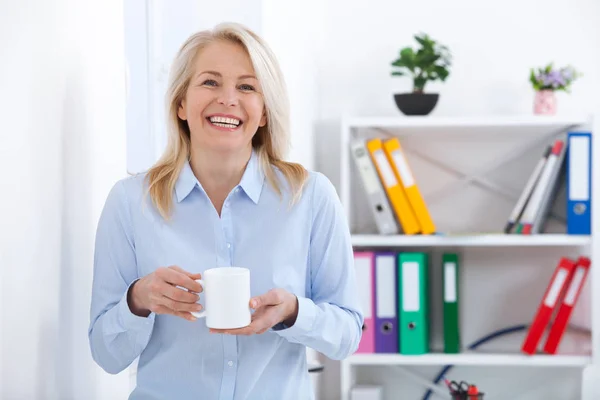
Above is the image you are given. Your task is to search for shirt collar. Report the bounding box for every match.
[238,149,265,204]
[175,160,198,203]
[175,149,265,204]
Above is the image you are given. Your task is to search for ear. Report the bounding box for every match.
[177,99,187,120]
[259,109,267,127]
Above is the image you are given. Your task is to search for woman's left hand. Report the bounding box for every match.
[209,288,298,335]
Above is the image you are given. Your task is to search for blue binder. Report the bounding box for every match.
[566,131,591,235]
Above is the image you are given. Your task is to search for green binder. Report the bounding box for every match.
[443,253,460,353]
[398,252,429,355]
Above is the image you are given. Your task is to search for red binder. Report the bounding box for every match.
[543,256,591,354]
[521,257,576,355]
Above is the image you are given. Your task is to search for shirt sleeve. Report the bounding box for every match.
[273,172,364,360]
[88,179,155,374]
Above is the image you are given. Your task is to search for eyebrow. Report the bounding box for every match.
[196,71,257,80]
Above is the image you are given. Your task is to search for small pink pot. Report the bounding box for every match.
[533,89,557,115]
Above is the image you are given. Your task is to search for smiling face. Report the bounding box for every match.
[177,40,267,156]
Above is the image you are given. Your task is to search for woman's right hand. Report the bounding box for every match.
[128,265,204,321]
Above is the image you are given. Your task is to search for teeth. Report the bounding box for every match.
[209,116,240,126]
[212,122,238,128]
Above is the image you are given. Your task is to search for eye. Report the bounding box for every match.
[239,84,255,91]
[201,79,218,87]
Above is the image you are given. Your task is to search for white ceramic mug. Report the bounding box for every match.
[191,266,251,329]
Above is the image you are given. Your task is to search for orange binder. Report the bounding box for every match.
[366,138,420,235]
[383,138,436,234]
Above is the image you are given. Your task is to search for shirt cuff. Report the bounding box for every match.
[272,296,316,338]
[117,280,156,332]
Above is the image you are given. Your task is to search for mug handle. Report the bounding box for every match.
[191,279,206,319]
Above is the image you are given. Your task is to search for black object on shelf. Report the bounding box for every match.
[446,379,484,399]
[308,363,324,373]
[393,93,439,116]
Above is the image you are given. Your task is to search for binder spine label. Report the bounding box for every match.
[356,154,381,194]
[391,150,415,187]
[569,136,590,201]
[376,257,396,317]
[444,262,457,302]
[564,267,586,306]
[373,150,398,188]
[402,261,420,311]
[544,268,569,307]
[355,257,373,319]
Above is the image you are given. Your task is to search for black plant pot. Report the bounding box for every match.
[394,93,439,116]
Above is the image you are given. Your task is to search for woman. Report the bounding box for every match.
[88,22,363,399]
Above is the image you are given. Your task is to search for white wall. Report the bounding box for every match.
[312,1,600,399]
[1,0,130,399]
[261,0,323,169]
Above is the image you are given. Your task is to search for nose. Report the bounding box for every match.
[216,86,239,107]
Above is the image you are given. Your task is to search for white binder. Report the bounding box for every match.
[350,140,399,235]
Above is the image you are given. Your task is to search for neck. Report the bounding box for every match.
[189,146,252,203]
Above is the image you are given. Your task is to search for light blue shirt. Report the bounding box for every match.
[88,150,364,400]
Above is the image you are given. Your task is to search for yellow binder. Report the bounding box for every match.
[383,137,436,234]
[366,138,420,235]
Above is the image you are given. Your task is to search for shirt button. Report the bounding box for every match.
[227,243,231,248]
[228,361,233,367]
[236,187,240,192]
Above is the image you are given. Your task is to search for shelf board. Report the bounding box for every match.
[346,353,591,367]
[351,234,590,247]
[344,115,590,130]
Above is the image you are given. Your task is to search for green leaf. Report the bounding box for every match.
[435,65,449,81]
[414,34,433,49]
[399,48,416,72]
[391,71,405,76]
[414,76,427,91]
[529,68,542,90]
[415,52,440,68]
[392,33,452,86]
[400,47,415,59]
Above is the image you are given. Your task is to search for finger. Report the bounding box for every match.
[210,326,254,335]
[157,267,203,293]
[161,281,200,303]
[168,265,202,279]
[250,306,281,333]
[155,305,198,322]
[158,295,203,313]
[250,289,284,310]
[213,307,280,335]
[249,306,269,321]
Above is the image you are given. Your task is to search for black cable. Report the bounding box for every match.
[421,324,527,400]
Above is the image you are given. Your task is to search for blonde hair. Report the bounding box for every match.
[145,22,308,219]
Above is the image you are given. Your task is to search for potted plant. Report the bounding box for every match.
[530,63,580,115]
[390,33,451,116]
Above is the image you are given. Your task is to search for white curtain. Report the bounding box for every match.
[1,1,131,398]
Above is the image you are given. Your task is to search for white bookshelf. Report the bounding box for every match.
[351,233,590,248]
[343,115,589,131]
[346,353,590,367]
[338,114,598,400]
